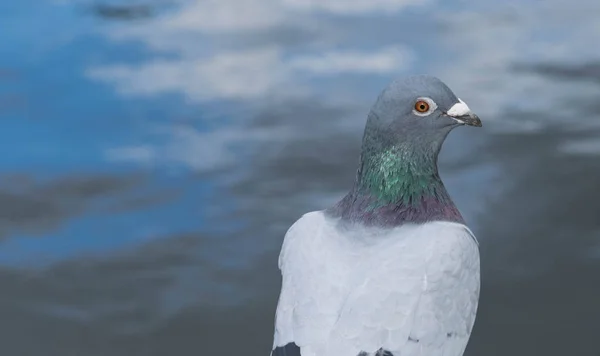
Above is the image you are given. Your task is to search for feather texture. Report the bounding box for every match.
[272,211,479,356]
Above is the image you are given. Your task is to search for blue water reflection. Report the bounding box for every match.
[2,0,600,355]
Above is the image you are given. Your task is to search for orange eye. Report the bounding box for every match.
[414,100,430,113]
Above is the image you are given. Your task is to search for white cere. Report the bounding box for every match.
[446,98,471,117]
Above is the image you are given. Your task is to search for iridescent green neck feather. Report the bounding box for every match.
[328,143,463,227]
[358,145,445,207]
[328,118,463,226]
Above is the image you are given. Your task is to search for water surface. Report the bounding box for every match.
[2,0,600,354]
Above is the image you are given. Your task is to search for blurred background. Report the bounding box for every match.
[2,0,600,354]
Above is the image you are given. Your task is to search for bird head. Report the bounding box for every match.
[364,75,481,153]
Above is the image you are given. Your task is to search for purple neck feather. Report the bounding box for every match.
[327,189,464,228]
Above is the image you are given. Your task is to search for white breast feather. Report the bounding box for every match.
[273,211,480,356]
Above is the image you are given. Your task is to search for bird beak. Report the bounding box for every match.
[445,99,482,127]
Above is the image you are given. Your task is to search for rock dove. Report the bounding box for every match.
[270,75,482,356]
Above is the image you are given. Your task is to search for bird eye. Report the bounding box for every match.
[412,97,437,116]
[414,100,430,113]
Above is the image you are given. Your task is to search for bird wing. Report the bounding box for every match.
[271,212,480,356]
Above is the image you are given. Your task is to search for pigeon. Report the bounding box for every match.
[270,75,482,356]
